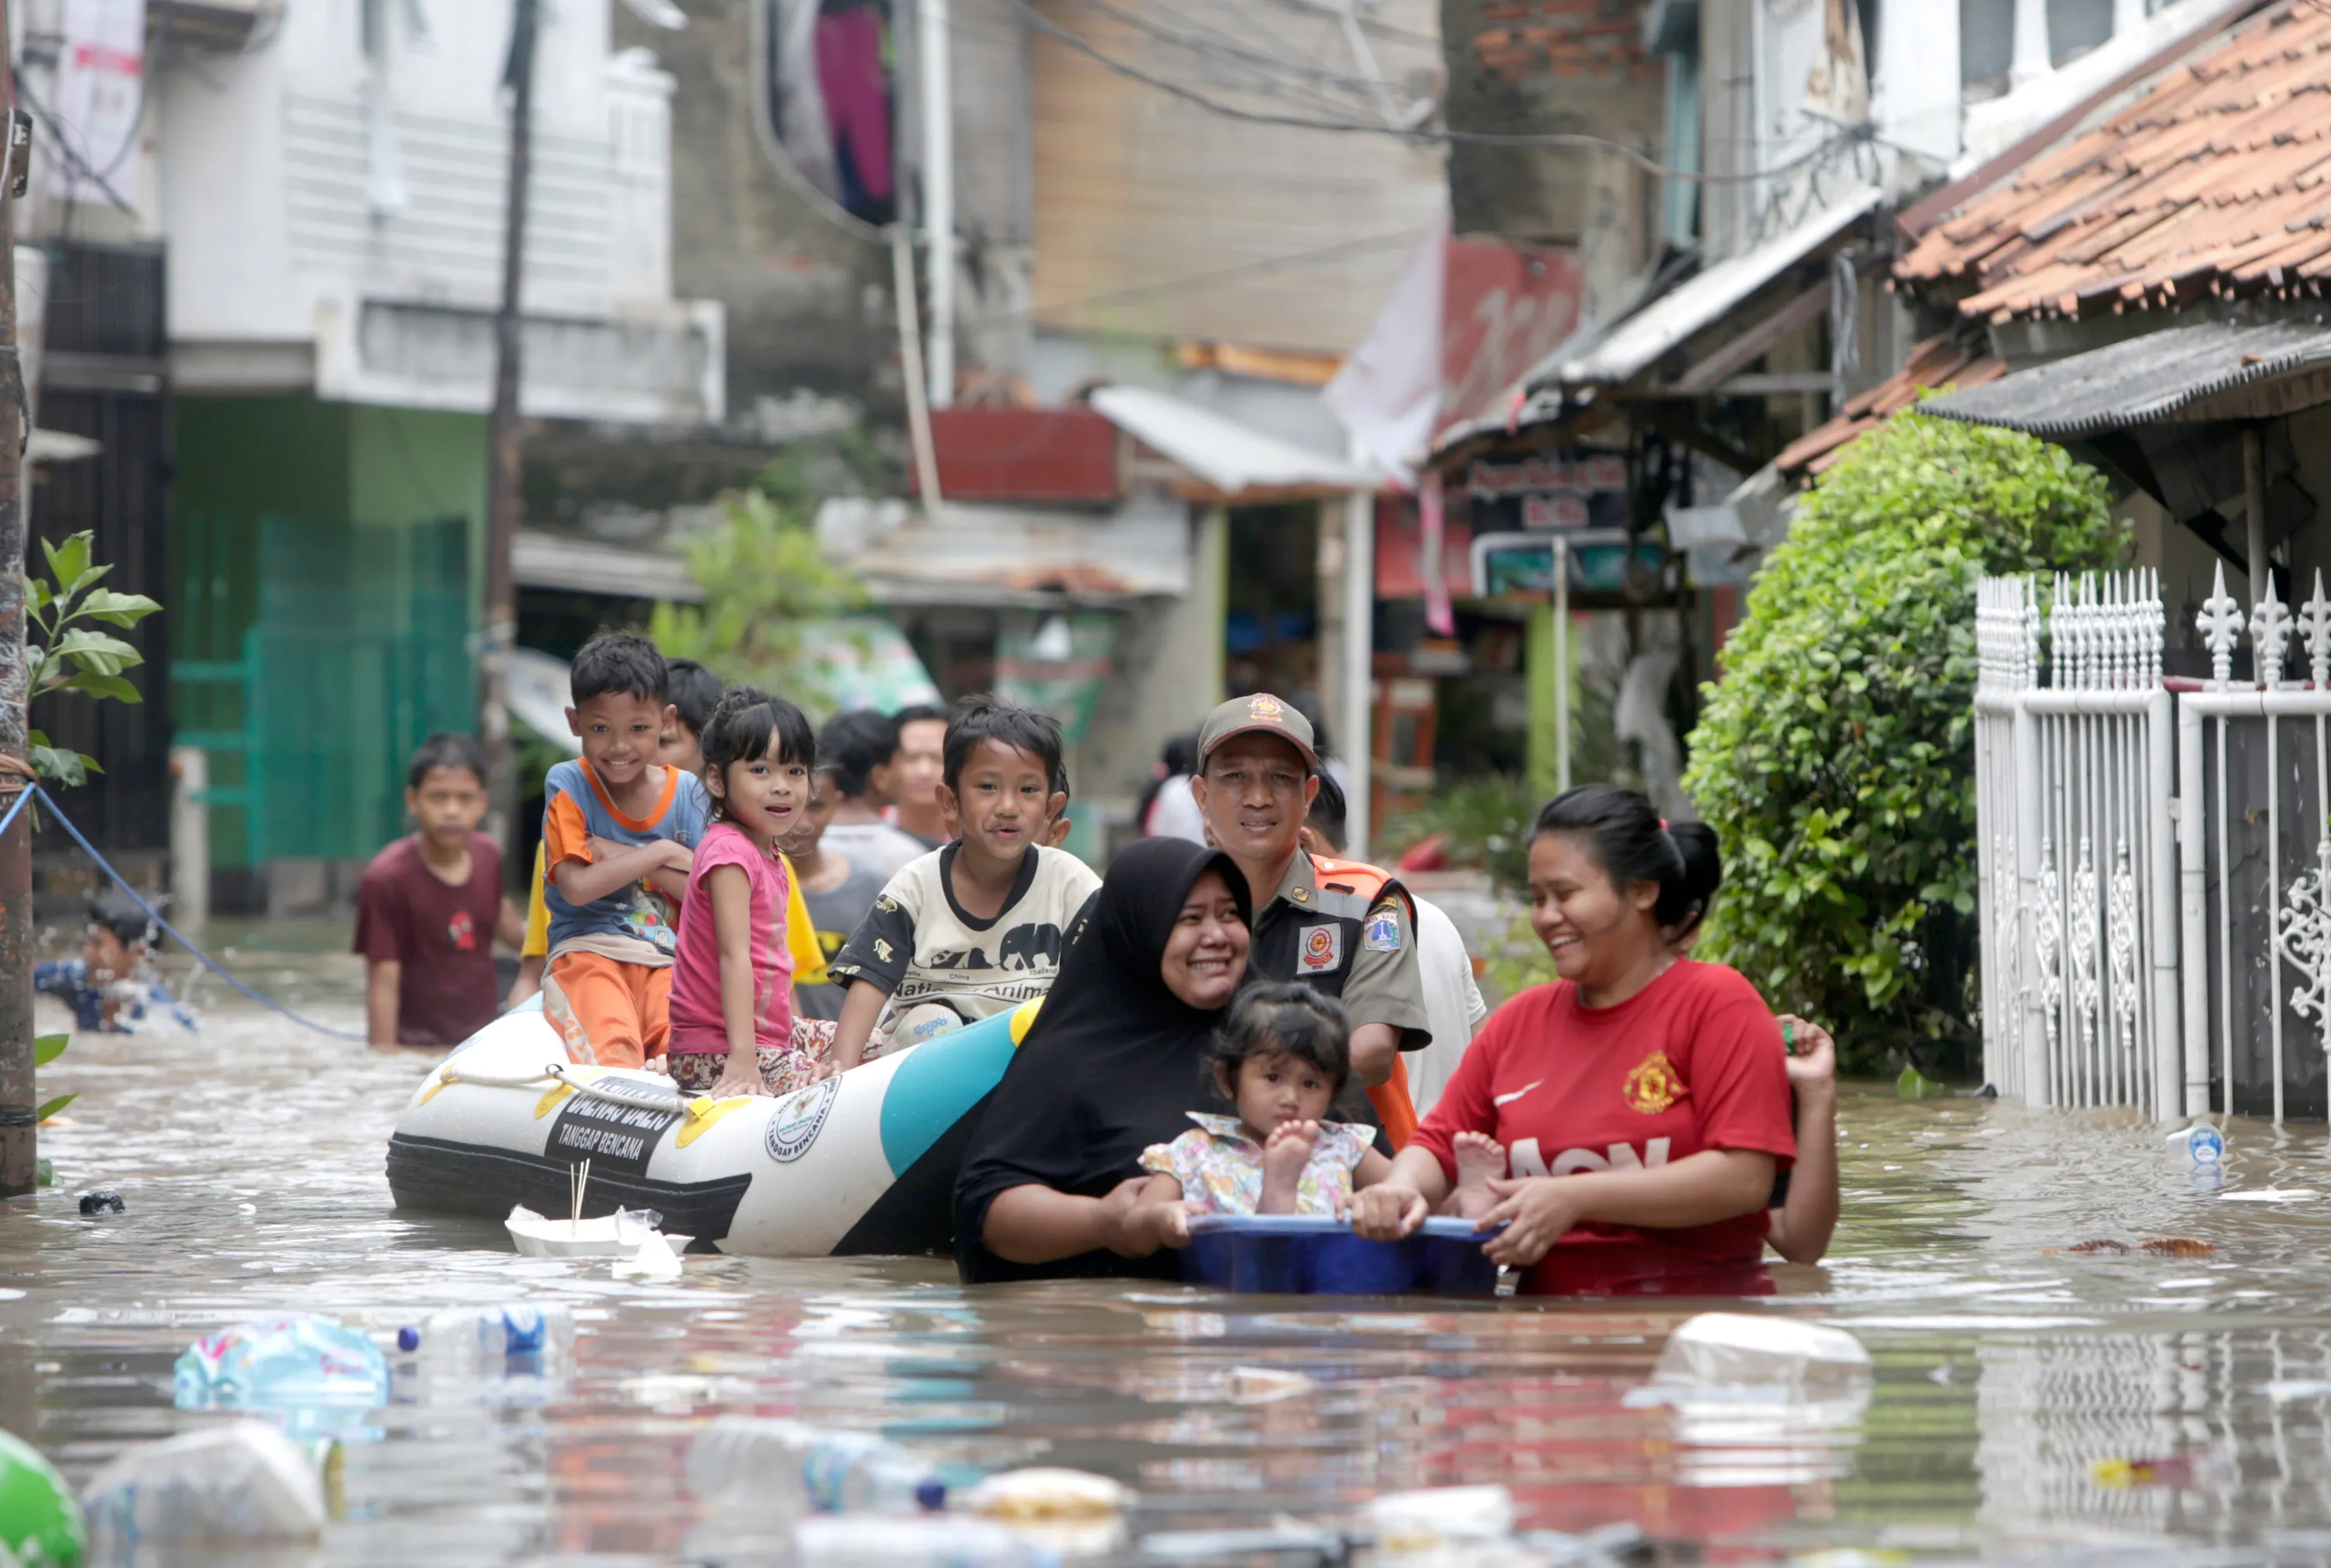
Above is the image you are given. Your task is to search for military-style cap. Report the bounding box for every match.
[1197,693,1319,771]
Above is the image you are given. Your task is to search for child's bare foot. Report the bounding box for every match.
[1450,1130,1507,1221]
[1260,1120,1319,1214]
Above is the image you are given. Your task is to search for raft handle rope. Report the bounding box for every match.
[0,782,368,1043]
[435,1061,698,1116]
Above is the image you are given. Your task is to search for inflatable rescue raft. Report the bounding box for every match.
[385,998,1038,1257]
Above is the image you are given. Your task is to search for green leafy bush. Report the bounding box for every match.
[647,486,869,714]
[1681,413,2127,1074]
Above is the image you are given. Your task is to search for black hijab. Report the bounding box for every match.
[953,838,1252,1284]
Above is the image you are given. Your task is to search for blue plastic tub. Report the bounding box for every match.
[1181,1214,1501,1296]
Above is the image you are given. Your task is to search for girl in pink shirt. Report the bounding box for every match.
[667,688,814,1098]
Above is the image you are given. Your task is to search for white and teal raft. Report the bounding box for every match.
[385,998,1039,1257]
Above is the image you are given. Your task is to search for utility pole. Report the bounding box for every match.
[482,0,540,847]
[0,0,33,1199]
[918,0,954,408]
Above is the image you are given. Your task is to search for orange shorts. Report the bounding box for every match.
[542,952,671,1068]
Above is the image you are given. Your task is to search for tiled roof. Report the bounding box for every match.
[1896,3,2331,321]
[1772,334,2007,477]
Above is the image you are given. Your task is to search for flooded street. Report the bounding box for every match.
[10,927,2331,1564]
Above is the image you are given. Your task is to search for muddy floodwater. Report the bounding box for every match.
[10,922,2331,1565]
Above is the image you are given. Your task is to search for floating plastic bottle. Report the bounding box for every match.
[394,1304,577,1368]
[82,1423,332,1549]
[793,1514,1054,1567]
[0,1427,86,1567]
[173,1315,390,1423]
[2168,1122,2227,1190]
[686,1418,946,1515]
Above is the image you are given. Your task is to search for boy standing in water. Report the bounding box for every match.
[540,634,713,1068]
[826,699,1100,1070]
[355,733,525,1047]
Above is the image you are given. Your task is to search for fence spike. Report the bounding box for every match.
[2301,568,2331,688]
[2199,560,2243,691]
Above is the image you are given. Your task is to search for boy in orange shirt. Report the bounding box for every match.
[539,634,713,1068]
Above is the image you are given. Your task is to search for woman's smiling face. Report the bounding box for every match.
[1161,869,1249,1009]
[1527,831,1660,987]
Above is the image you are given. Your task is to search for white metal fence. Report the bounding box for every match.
[1975,565,2331,1120]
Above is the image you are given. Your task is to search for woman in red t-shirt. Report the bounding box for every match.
[1351,784,1795,1295]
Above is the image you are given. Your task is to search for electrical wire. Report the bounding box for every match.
[10,68,136,215]
[2,782,369,1042]
[1012,0,1876,183]
[1060,0,1422,102]
[950,225,1424,332]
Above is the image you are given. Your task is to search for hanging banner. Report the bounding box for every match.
[51,0,146,207]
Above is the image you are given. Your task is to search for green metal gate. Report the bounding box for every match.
[173,513,474,865]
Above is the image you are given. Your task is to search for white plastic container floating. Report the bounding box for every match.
[1368,1485,1520,1566]
[82,1423,332,1549]
[1646,1312,1872,1396]
[387,995,1041,1258]
[503,1204,691,1260]
[1629,1313,1875,1489]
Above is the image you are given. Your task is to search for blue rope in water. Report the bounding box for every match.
[7,782,369,1042]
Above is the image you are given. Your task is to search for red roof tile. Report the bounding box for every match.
[1772,336,2005,478]
[1897,3,2331,319]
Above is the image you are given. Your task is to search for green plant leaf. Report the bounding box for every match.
[1897,1064,1947,1100]
[49,628,143,676]
[75,588,161,627]
[35,1093,75,1123]
[54,671,141,703]
[40,531,89,595]
[33,1033,68,1066]
[35,1156,52,1188]
[27,745,90,786]
[26,576,49,615]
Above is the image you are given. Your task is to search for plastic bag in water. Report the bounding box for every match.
[794,1515,1053,1566]
[82,1423,330,1548]
[173,1314,390,1427]
[1645,1312,1870,1396]
[1628,1313,1873,1486]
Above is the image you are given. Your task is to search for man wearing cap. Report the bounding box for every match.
[1190,693,1430,1145]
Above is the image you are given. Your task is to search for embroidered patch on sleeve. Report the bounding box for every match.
[1363,908,1401,952]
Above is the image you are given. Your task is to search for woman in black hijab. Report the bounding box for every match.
[954,838,1251,1284]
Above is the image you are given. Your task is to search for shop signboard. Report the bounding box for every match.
[1465,451,1629,536]
[1469,529,1666,600]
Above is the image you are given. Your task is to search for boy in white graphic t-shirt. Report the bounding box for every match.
[824,699,1102,1072]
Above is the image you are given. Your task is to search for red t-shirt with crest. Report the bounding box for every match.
[1412,959,1795,1295]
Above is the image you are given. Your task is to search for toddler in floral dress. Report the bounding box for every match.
[1132,984,1395,1220]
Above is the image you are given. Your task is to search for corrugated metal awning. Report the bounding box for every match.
[1547,187,1882,390]
[1920,317,2331,437]
[513,531,702,602]
[818,493,1195,606]
[1088,384,1380,498]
